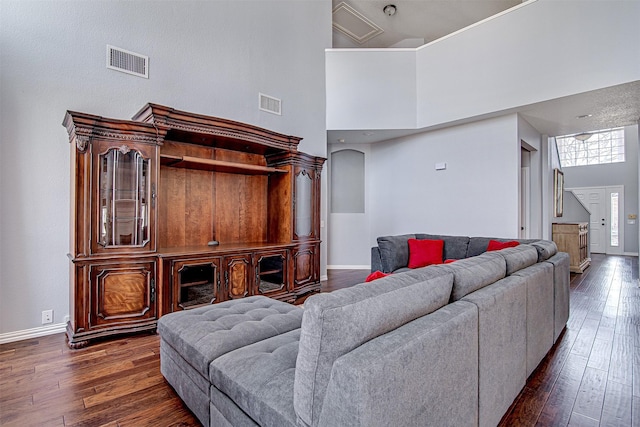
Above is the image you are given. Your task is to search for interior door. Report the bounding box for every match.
[520,166,530,239]
[570,188,606,254]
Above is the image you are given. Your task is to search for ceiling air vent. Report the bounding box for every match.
[106,45,149,78]
[259,93,282,115]
[332,2,384,44]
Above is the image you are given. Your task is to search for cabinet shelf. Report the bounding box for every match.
[259,269,282,275]
[180,280,212,288]
[160,154,288,175]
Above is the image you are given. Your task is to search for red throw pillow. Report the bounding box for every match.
[365,270,390,282]
[487,240,520,251]
[407,239,444,268]
[444,259,457,264]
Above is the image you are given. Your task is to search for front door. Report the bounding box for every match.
[570,186,624,254]
[571,188,606,253]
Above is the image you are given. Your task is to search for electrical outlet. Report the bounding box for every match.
[42,310,53,324]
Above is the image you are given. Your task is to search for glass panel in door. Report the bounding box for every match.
[295,170,312,237]
[99,147,150,247]
[610,192,619,247]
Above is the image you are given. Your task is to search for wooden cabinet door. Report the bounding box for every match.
[171,258,221,310]
[223,254,252,300]
[88,260,156,329]
[292,244,318,288]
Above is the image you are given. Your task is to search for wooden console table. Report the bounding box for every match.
[552,222,590,273]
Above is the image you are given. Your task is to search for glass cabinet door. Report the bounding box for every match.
[99,147,150,247]
[294,170,313,238]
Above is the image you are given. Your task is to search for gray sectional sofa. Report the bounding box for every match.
[158,233,570,427]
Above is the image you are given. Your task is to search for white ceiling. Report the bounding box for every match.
[329,1,640,144]
[332,0,522,48]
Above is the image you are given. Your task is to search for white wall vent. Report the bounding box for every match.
[106,45,149,78]
[259,93,282,115]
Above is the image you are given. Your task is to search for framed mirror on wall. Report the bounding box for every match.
[554,168,564,217]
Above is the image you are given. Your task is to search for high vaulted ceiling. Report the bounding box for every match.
[332,0,521,48]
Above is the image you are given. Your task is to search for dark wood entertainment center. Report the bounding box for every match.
[63,103,324,348]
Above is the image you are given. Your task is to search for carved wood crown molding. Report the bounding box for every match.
[71,126,160,152]
[166,121,298,152]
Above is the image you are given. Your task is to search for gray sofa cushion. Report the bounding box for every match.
[157,296,302,378]
[376,234,415,272]
[497,245,539,275]
[318,301,479,427]
[209,329,300,427]
[160,339,212,426]
[210,390,259,427]
[370,247,383,272]
[530,240,558,261]
[440,252,507,302]
[545,252,571,342]
[467,237,494,257]
[462,276,527,427]
[416,233,470,260]
[513,262,555,377]
[294,267,454,427]
[467,237,525,257]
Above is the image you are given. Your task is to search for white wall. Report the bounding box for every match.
[325,49,417,130]
[369,115,521,243]
[0,0,331,335]
[326,0,640,132]
[416,0,640,128]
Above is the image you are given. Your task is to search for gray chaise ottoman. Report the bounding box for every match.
[157,296,303,426]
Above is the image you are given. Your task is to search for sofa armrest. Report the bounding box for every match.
[317,301,478,427]
[370,247,383,273]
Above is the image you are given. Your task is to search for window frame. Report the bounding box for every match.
[556,127,625,168]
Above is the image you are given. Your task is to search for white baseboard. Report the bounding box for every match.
[320,274,328,281]
[622,252,638,256]
[0,322,67,344]
[327,265,371,270]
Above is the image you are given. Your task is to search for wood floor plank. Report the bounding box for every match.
[535,353,588,426]
[587,337,613,372]
[568,412,600,427]
[114,396,197,426]
[572,366,606,421]
[609,333,634,386]
[600,380,633,427]
[570,317,600,359]
[83,370,165,408]
[64,386,175,426]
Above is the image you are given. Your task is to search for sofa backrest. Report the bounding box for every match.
[416,233,470,260]
[376,234,415,273]
[530,240,558,261]
[440,252,507,302]
[293,267,454,427]
[497,245,539,275]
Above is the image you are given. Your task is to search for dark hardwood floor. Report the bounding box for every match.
[0,254,637,426]
[499,253,640,427]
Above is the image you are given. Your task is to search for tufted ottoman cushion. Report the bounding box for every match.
[158,296,303,379]
[210,328,301,427]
